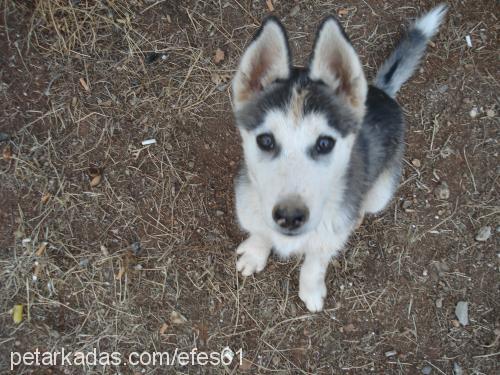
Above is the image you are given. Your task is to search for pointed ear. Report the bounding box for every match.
[308,18,367,118]
[232,17,291,110]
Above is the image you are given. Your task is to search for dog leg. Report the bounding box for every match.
[298,252,330,312]
[236,235,272,276]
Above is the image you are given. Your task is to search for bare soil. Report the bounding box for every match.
[0,1,498,374]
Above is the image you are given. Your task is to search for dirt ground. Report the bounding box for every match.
[0,0,498,374]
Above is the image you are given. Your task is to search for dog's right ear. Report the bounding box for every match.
[232,17,291,110]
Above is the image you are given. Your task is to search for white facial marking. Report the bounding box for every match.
[240,108,355,235]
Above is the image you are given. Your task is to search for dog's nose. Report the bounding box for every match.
[272,199,309,231]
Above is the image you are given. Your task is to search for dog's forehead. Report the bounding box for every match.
[235,78,360,136]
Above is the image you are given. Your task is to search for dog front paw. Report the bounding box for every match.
[236,238,270,276]
[299,282,327,312]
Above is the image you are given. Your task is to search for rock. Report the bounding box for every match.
[421,365,432,374]
[455,301,469,326]
[453,362,463,375]
[434,181,450,200]
[412,158,421,168]
[469,107,478,118]
[215,210,224,217]
[475,226,491,242]
[435,298,443,308]
[131,241,141,255]
[289,4,300,16]
[384,350,397,357]
[0,132,9,142]
[437,84,448,94]
[79,258,90,267]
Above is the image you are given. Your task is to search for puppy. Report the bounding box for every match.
[231,5,447,312]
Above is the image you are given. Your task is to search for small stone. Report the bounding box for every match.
[289,4,300,16]
[455,301,469,326]
[421,365,432,375]
[435,298,443,308]
[469,107,478,118]
[0,132,9,142]
[453,362,463,375]
[451,319,460,328]
[486,109,495,118]
[215,210,224,217]
[475,226,491,242]
[437,84,448,94]
[412,158,421,168]
[402,200,412,211]
[79,258,90,267]
[434,181,450,200]
[384,350,397,357]
[131,241,141,255]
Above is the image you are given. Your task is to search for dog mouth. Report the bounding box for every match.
[275,226,306,237]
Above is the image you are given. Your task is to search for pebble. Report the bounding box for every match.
[475,226,491,242]
[79,258,90,267]
[289,4,300,16]
[215,210,224,217]
[0,132,9,142]
[453,362,463,375]
[455,301,469,326]
[434,181,450,200]
[435,298,443,308]
[384,350,397,357]
[469,107,478,118]
[412,158,421,168]
[131,241,141,255]
[421,365,432,375]
[402,200,412,211]
[437,84,448,94]
[486,109,496,118]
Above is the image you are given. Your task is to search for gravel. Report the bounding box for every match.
[475,226,492,242]
[455,301,469,326]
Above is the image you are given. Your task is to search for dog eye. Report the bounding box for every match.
[315,136,335,154]
[256,133,275,151]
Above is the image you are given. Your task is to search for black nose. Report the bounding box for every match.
[272,200,309,231]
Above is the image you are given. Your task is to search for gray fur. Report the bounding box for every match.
[374,4,447,97]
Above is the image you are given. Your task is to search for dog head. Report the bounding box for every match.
[232,17,367,236]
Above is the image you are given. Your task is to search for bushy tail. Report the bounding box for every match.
[374,4,447,97]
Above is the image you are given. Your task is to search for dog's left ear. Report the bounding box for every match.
[308,18,367,117]
[232,17,291,110]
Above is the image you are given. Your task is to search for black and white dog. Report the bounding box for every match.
[232,5,447,311]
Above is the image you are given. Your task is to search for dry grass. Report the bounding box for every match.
[1,0,499,374]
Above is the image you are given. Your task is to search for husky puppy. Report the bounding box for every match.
[232,5,447,312]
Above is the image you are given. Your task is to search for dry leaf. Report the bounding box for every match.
[3,145,12,160]
[214,48,225,64]
[41,192,51,204]
[159,322,168,335]
[13,304,23,324]
[170,310,187,325]
[266,0,274,11]
[35,242,48,256]
[79,77,90,91]
[90,174,102,187]
[338,8,349,17]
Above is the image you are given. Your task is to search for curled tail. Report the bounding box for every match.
[374,4,447,97]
